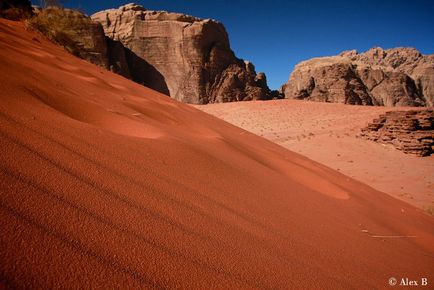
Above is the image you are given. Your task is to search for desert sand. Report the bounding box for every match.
[1,19,434,289]
[197,100,434,212]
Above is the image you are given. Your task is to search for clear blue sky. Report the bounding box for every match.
[32,0,434,89]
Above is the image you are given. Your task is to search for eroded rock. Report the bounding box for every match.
[282,47,433,107]
[358,110,434,156]
[91,3,270,103]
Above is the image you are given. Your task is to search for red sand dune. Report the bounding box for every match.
[197,100,434,211]
[0,19,433,289]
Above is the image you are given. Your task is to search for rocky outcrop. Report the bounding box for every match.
[282,47,434,107]
[66,16,109,69]
[29,4,269,103]
[358,110,434,156]
[91,3,270,104]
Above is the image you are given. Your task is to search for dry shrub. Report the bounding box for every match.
[424,205,434,216]
[27,7,91,56]
[1,7,29,20]
[0,0,33,20]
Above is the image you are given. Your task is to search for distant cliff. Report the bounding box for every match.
[281,47,434,107]
[91,3,271,104]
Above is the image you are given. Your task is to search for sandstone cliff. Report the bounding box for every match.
[282,47,434,107]
[91,3,270,104]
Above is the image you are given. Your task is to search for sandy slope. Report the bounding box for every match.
[197,100,434,212]
[0,19,433,289]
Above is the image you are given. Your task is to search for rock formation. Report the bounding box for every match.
[282,47,434,107]
[358,110,434,156]
[91,3,270,104]
[27,4,270,103]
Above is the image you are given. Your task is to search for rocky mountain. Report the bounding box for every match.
[281,47,434,107]
[91,3,270,104]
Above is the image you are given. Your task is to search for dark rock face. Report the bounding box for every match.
[106,38,131,79]
[91,4,270,104]
[282,47,433,107]
[70,19,109,69]
[358,110,434,156]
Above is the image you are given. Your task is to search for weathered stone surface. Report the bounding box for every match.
[358,110,434,156]
[91,3,270,104]
[411,55,434,107]
[70,19,109,69]
[282,47,433,107]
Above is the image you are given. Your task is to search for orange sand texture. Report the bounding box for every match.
[197,101,434,211]
[0,19,433,289]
